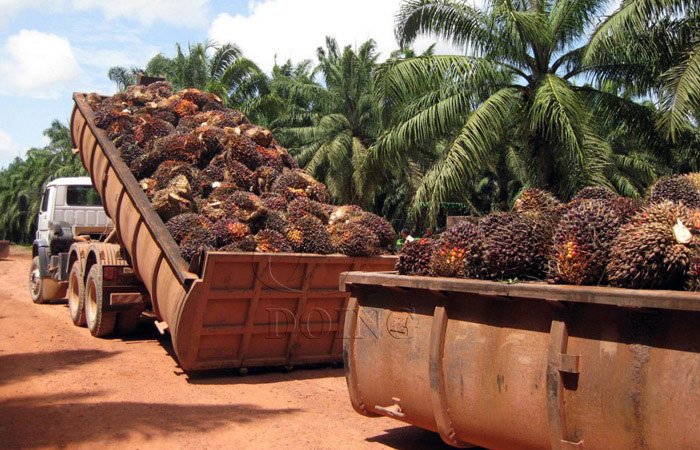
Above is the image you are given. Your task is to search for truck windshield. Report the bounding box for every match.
[66,186,102,206]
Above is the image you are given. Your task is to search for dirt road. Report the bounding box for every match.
[0,247,457,450]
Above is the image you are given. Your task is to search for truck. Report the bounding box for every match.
[28,176,112,305]
[37,88,396,372]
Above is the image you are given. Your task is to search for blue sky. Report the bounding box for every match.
[0,0,446,169]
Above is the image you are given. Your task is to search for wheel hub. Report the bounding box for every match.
[30,268,41,295]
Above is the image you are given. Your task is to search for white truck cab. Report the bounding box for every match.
[30,177,112,304]
[36,177,110,242]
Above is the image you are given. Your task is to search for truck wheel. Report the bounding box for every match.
[85,265,116,337]
[29,256,47,304]
[68,262,86,327]
[116,309,141,335]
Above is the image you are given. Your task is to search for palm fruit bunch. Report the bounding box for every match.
[255,166,281,193]
[261,194,287,212]
[255,230,292,253]
[328,205,364,225]
[89,81,396,261]
[482,210,555,280]
[434,220,487,279]
[429,242,468,278]
[165,213,214,262]
[211,219,251,247]
[514,188,564,218]
[328,222,379,257]
[571,186,619,203]
[396,238,440,276]
[352,212,397,250]
[606,201,700,289]
[165,213,212,243]
[287,197,330,223]
[649,174,700,209]
[549,198,636,285]
[285,216,335,254]
[256,210,289,234]
[272,169,331,203]
[150,175,194,221]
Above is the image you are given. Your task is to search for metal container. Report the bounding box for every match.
[0,240,9,259]
[341,272,700,450]
[70,93,396,371]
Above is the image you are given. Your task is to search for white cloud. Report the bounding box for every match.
[71,0,211,27]
[0,0,210,28]
[0,129,21,169]
[208,0,460,73]
[0,30,81,99]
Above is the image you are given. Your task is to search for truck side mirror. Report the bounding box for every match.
[17,194,28,213]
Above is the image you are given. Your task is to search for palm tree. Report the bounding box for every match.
[0,121,85,243]
[369,0,662,222]
[585,0,700,141]
[108,66,142,92]
[276,37,380,206]
[241,58,317,128]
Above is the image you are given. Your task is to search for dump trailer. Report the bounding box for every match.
[341,272,700,450]
[68,92,396,371]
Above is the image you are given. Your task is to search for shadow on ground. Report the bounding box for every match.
[0,349,120,385]
[0,392,300,449]
[367,425,486,450]
[185,364,344,385]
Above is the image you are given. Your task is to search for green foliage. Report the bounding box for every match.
[275,37,381,206]
[585,0,700,140]
[366,0,684,224]
[0,121,85,243]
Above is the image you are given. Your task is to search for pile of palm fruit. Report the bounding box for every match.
[397,175,700,291]
[86,82,396,262]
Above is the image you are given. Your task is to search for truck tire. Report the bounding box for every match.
[67,262,86,326]
[85,265,116,337]
[29,256,47,304]
[116,309,141,335]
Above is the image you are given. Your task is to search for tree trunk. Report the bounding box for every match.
[537,137,554,190]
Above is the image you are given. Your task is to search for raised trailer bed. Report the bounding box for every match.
[69,92,396,371]
[341,272,700,450]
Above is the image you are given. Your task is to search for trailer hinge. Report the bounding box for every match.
[558,353,581,374]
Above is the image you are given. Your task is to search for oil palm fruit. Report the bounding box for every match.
[285,216,334,254]
[352,212,397,248]
[607,201,699,289]
[396,238,439,276]
[272,169,330,203]
[211,219,251,247]
[571,186,619,202]
[550,198,635,285]
[255,230,292,253]
[514,188,563,217]
[483,211,554,280]
[437,220,487,279]
[649,175,700,209]
[328,222,379,257]
[288,197,330,224]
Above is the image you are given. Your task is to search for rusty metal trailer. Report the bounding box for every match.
[341,271,700,450]
[0,241,9,259]
[67,92,396,371]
